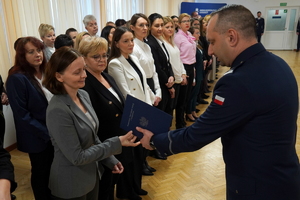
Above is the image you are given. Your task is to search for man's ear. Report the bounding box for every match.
[227,28,238,47]
[55,72,63,83]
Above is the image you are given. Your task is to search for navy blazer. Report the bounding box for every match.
[82,71,133,164]
[152,43,300,199]
[6,73,50,153]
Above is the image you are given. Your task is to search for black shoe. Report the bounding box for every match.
[137,189,148,196]
[144,161,156,172]
[151,149,167,160]
[201,94,209,99]
[185,115,195,122]
[117,194,142,200]
[296,49,299,52]
[142,164,154,176]
[11,194,16,200]
[199,99,209,104]
[192,115,198,119]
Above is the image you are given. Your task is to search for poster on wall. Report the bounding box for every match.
[180,2,227,17]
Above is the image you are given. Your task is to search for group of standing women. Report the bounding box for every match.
[4,11,211,200]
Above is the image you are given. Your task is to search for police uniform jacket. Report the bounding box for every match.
[152,43,300,200]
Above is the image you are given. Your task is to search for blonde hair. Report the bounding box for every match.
[162,16,175,45]
[38,23,55,38]
[78,36,108,57]
[74,31,91,50]
[203,14,211,24]
[178,13,190,23]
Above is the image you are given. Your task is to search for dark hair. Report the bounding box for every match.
[171,15,178,19]
[188,26,199,35]
[100,26,115,45]
[9,37,46,80]
[115,19,126,27]
[148,13,163,27]
[210,5,256,39]
[54,34,74,49]
[257,11,261,14]
[65,28,77,36]
[191,11,198,17]
[13,37,23,50]
[130,13,149,36]
[108,27,132,63]
[130,13,149,27]
[190,18,200,26]
[43,47,82,94]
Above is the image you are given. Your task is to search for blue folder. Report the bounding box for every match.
[120,95,173,138]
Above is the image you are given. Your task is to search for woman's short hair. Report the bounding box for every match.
[100,26,115,44]
[108,27,131,63]
[178,13,190,23]
[74,31,91,50]
[38,23,55,38]
[83,15,96,27]
[43,47,82,94]
[78,36,108,57]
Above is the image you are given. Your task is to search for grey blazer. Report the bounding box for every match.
[46,89,122,199]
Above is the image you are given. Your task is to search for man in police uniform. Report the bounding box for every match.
[137,4,300,200]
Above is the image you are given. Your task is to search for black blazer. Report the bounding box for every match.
[146,34,174,85]
[256,17,265,35]
[0,139,17,193]
[82,71,133,163]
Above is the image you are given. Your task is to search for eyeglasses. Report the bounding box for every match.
[181,20,191,23]
[193,23,200,26]
[137,23,149,28]
[91,54,108,62]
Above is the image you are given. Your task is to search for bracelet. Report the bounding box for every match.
[167,86,173,89]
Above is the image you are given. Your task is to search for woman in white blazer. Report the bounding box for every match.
[43,47,139,200]
[108,27,155,106]
[108,27,155,197]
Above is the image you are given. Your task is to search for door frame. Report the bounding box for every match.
[263,6,299,50]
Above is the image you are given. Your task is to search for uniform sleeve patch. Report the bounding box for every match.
[214,95,225,105]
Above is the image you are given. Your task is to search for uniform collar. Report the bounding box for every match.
[231,42,266,70]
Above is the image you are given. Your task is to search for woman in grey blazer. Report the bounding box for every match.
[43,47,139,200]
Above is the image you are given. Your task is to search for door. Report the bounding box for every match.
[263,7,299,50]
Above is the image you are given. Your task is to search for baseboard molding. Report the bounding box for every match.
[5,143,17,152]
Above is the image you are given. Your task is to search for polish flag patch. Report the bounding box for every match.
[214,95,225,105]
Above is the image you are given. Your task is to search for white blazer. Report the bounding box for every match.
[108,54,155,105]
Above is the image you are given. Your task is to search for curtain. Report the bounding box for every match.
[0,0,101,79]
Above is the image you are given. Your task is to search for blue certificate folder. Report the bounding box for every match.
[120,95,173,138]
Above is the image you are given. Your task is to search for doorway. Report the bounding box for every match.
[263,7,299,50]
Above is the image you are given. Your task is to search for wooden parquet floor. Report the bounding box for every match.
[8,50,300,200]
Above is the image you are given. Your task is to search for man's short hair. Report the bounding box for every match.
[65,28,77,36]
[54,34,74,49]
[210,4,256,39]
